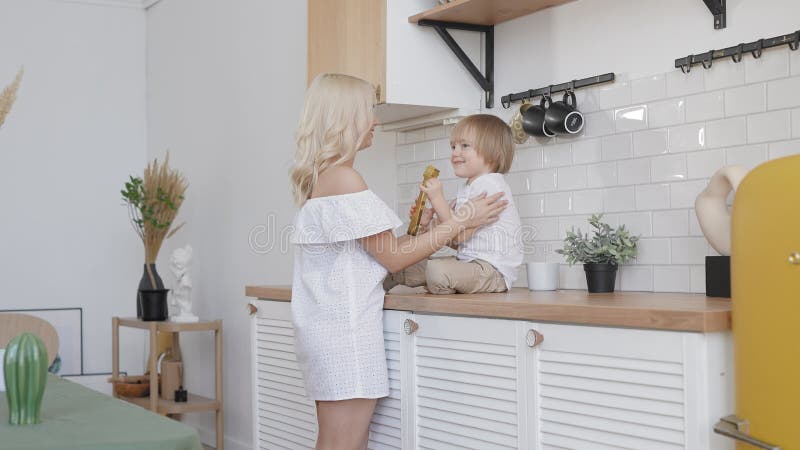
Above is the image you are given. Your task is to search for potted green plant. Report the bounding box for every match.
[556,214,639,293]
[122,153,187,320]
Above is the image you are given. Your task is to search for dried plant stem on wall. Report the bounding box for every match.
[0,67,24,130]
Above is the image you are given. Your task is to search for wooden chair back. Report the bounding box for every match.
[0,313,59,366]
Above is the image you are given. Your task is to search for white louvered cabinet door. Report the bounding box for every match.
[410,314,521,450]
[251,300,318,450]
[368,309,411,450]
[529,323,714,450]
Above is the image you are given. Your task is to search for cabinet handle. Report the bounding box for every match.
[789,251,800,265]
[526,329,544,348]
[714,415,780,449]
[375,84,382,103]
[403,319,418,335]
[247,304,257,316]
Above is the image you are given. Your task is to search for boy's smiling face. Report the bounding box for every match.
[451,132,492,184]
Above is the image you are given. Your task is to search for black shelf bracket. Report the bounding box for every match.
[703,0,726,29]
[418,19,494,108]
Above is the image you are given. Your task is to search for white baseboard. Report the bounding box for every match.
[196,425,250,450]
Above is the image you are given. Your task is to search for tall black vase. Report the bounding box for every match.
[137,264,164,318]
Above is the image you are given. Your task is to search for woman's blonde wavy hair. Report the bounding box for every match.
[290,73,376,206]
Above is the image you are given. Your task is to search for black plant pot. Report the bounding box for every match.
[584,263,617,293]
[139,289,169,321]
[137,264,165,318]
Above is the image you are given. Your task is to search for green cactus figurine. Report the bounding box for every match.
[4,332,48,425]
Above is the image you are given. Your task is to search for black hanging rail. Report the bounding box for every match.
[500,73,615,108]
[417,19,494,109]
[675,30,800,73]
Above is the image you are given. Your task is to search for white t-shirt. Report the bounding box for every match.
[454,173,523,289]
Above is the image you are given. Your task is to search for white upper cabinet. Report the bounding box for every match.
[308,0,483,123]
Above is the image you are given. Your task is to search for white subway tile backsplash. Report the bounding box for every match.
[603,186,635,212]
[705,117,746,148]
[559,265,588,290]
[397,184,417,204]
[649,98,685,128]
[601,133,633,160]
[396,166,406,184]
[547,242,569,264]
[666,69,704,97]
[575,88,600,113]
[506,171,530,195]
[690,265,706,293]
[584,110,615,137]
[768,139,800,159]
[631,74,666,104]
[633,129,668,157]
[745,49,790,83]
[572,189,603,214]
[516,194,545,218]
[725,83,766,117]
[543,144,572,167]
[685,91,724,122]
[671,237,708,264]
[704,59,745,90]
[635,184,670,210]
[615,212,652,237]
[587,162,617,188]
[620,265,653,291]
[524,217,559,242]
[433,138,451,159]
[557,166,587,190]
[767,68,800,105]
[670,180,707,208]
[559,215,592,238]
[792,48,800,76]
[726,144,767,169]
[653,210,688,237]
[404,129,426,144]
[572,138,602,164]
[747,110,791,143]
[512,147,543,171]
[529,168,558,192]
[545,192,573,216]
[668,122,705,152]
[396,144,414,164]
[414,140,435,161]
[689,210,703,236]
[653,266,690,292]
[614,105,648,132]
[597,81,632,110]
[617,158,650,185]
[651,154,687,182]
[424,125,446,140]
[793,108,800,138]
[687,149,725,179]
[635,239,671,264]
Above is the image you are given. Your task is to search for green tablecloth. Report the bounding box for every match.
[0,375,202,450]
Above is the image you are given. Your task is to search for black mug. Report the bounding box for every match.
[522,96,556,138]
[545,91,584,134]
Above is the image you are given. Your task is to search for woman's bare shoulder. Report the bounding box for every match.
[311,165,368,198]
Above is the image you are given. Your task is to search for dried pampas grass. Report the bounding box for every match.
[0,67,23,130]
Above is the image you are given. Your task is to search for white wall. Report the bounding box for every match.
[0,0,146,375]
[146,1,396,448]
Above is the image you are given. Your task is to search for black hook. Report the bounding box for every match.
[752,39,764,59]
[789,31,800,51]
[680,54,693,74]
[501,95,511,109]
[701,50,714,69]
[732,44,744,63]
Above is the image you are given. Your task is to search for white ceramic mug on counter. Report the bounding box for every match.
[526,262,559,291]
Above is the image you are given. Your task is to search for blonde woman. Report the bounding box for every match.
[289,73,507,450]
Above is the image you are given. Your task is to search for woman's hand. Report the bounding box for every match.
[409,204,435,234]
[451,192,507,230]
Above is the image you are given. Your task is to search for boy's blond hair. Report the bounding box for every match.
[451,114,514,174]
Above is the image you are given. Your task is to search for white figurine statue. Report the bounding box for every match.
[169,245,198,323]
[695,165,748,256]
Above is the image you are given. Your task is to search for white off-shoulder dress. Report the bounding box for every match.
[290,189,402,401]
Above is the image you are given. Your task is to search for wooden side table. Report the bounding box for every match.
[112,317,223,450]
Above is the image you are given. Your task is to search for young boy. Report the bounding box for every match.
[385,114,523,294]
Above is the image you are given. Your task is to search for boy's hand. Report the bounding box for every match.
[409,204,435,233]
[420,178,445,201]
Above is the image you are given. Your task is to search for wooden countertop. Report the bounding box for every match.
[245,285,731,333]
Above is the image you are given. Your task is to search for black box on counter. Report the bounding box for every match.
[705,256,730,298]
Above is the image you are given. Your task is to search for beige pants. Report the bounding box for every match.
[384,256,508,294]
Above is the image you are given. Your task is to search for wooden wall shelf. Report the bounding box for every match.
[409,0,576,26]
